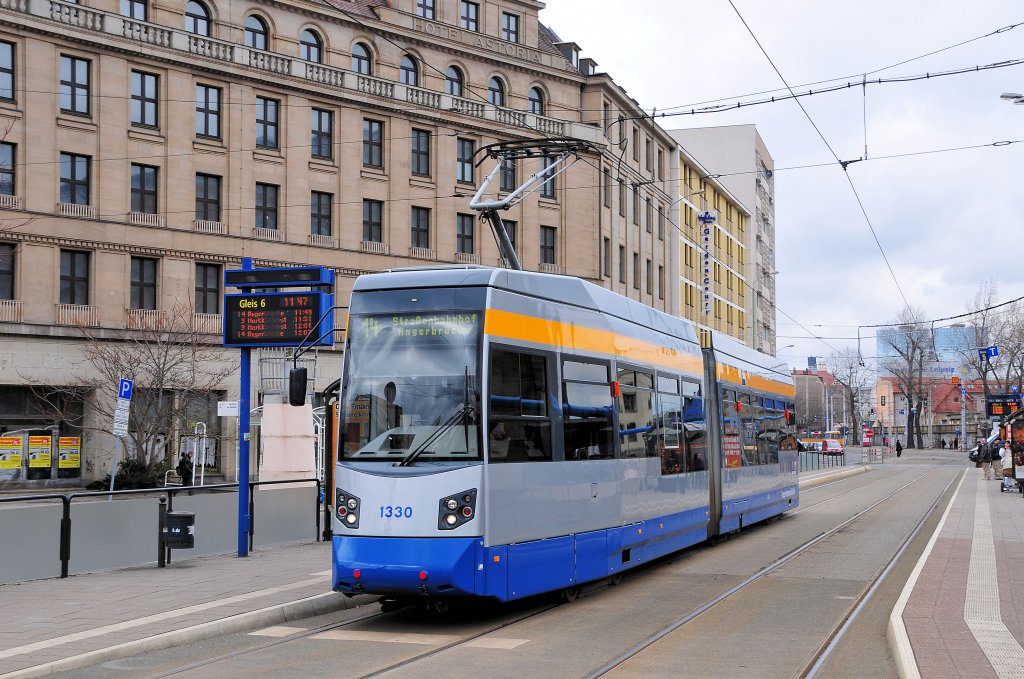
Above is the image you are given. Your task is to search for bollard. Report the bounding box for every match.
[158,497,167,568]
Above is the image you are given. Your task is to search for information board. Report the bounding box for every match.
[223,291,334,347]
[58,437,81,469]
[28,435,51,468]
[986,394,1022,418]
[0,435,22,469]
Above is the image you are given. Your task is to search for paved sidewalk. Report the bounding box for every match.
[890,466,1024,678]
[0,541,372,679]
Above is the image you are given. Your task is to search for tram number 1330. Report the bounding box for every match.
[379,505,413,519]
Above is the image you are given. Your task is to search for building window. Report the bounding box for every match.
[540,226,556,265]
[632,127,639,162]
[311,108,333,160]
[59,152,89,205]
[59,55,89,116]
[646,258,653,293]
[618,179,625,217]
[416,0,435,19]
[633,252,640,289]
[0,143,14,196]
[411,129,430,177]
[488,77,505,106]
[195,84,220,139]
[244,15,268,50]
[195,173,221,221]
[456,138,474,184]
[632,185,640,225]
[0,243,13,299]
[130,71,158,128]
[645,138,653,172]
[602,168,611,208]
[255,96,278,149]
[502,13,519,42]
[528,87,544,115]
[311,191,332,236]
[602,238,610,278]
[195,263,219,314]
[60,250,89,305]
[363,119,383,168]
[445,66,464,97]
[456,213,474,254]
[121,0,146,20]
[130,164,158,214]
[460,1,478,31]
[540,156,555,198]
[0,41,13,101]
[658,266,664,299]
[658,204,665,240]
[502,220,516,254]
[184,0,210,36]
[351,42,372,74]
[411,206,430,249]
[399,55,418,86]
[130,256,157,310]
[255,183,278,230]
[300,29,322,63]
[646,197,653,233]
[499,158,516,192]
[618,245,626,283]
[362,199,383,242]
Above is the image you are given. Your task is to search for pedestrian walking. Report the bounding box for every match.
[994,440,1006,480]
[895,439,903,457]
[1001,442,1015,491]
[940,438,946,449]
[176,451,194,494]
[980,440,993,480]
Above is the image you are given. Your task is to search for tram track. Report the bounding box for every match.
[584,467,958,678]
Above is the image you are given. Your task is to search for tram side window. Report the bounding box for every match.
[617,367,654,459]
[682,380,706,471]
[738,393,758,465]
[722,389,741,468]
[563,359,614,460]
[488,349,552,463]
[654,374,683,474]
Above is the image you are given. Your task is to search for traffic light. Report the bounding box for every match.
[880,396,886,406]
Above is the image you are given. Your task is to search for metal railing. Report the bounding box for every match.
[0,477,321,579]
[799,451,848,472]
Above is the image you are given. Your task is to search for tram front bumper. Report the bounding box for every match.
[333,535,479,597]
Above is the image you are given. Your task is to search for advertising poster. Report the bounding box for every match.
[28,435,52,469]
[58,436,81,469]
[723,435,742,468]
[0,435,22,469]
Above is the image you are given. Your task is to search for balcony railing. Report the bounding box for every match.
[253,227,283,242]
[57,203,96,219]
[539,263,564,275]
[126,308,163,330]
[192,312,222,335]
[308,233,338,248]
[0,194,22,209]
[129,211,165,227]
[55,304,98,327]
[360,240,389,255]
[410,247,436,260]
[193,219,227,234]
[0,299,23,322]
[454,252,480,265]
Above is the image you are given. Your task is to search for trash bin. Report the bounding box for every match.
[163,511,195,549]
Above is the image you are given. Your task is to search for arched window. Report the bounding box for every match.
[528,87,545,116]
[445,66,464,97]
[351,42,372,75]
[300,29,322,63]
[184,0,210,36]
[244,16,268,50]
[399,55,418,87]
[488,77,505,107]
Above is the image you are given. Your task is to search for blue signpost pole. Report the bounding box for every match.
[237,258,253,557]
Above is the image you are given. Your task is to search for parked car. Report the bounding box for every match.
[822,439,844,455]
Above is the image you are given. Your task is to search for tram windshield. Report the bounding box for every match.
[340,312,482,462]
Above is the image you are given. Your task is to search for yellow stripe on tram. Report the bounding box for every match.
[484,308,703,375]
[716,363,796,399]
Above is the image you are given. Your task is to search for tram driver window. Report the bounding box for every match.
[563,359,614,460]
[487,349,552,462]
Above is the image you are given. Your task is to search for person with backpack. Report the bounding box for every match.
[979,440,993,480]
[176,451,194,494]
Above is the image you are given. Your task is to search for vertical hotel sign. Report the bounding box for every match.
[698,211,718,316]
[0,435,22,469]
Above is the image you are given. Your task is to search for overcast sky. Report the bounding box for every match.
[539,0,1024,369]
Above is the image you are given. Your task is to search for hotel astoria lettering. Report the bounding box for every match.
[412,19,546,64]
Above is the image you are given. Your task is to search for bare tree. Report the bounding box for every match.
[879,307,930,448]
[830,347,872,442]
[32,302,235,477]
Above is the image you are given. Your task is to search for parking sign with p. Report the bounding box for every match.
[118,378,133,401]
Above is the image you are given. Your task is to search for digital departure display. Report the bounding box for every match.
[986,394,1021,419]
[223,292,334,347]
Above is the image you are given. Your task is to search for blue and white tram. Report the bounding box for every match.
[329,266,797,602]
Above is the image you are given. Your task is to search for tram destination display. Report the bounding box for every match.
[224,291,334,347]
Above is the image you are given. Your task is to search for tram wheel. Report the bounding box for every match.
[561,585,582,602]
[609,572,623,586]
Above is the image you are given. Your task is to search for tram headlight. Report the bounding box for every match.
[438,488,477,530]
[336,489,361,529]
